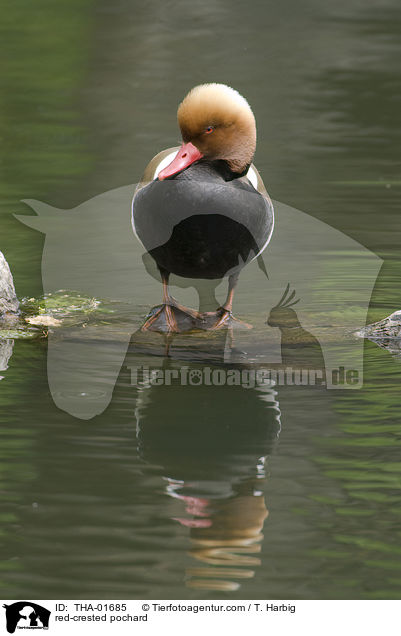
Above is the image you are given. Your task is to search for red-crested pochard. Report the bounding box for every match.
[132,83,274,332]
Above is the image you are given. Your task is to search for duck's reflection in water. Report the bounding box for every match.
[167,476,269,592]
[133,365,281,592]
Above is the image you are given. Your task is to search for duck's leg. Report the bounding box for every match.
[212,273,239,328]
[164,332,175,357]
[141,271,199,333]
[201,274,252,330]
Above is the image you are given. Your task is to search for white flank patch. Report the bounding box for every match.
[246,165,258,189]
[131,197,143,245]
[254,206,275,260]
[152,151,178,179]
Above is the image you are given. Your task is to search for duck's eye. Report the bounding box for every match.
[205,126,214,134]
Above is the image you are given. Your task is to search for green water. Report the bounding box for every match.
[1,0,401,599]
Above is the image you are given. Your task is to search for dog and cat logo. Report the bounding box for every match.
[2,603,50,633]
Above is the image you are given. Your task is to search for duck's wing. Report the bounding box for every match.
[242,164,274,277]
[246,163,271,202]
[135,146,180,194]
[132,147,180,246]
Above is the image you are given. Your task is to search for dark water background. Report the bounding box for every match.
[1,0,401,599]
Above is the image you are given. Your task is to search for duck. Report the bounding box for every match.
[132,83,274,332]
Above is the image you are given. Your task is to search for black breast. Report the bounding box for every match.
[133,160,273,280]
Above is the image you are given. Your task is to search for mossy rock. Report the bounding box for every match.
[0,291,114,340]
